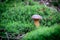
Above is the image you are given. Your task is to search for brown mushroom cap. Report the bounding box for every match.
[32,14,42,20]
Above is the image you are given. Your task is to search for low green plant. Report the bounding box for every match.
[1,5,60,26]
[22,24,60,40]
[5,21,35,34]
[0,1,60,37]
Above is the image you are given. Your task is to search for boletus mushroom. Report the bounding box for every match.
[32,14,42,27]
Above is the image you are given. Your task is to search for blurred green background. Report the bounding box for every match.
[0,0,60,40]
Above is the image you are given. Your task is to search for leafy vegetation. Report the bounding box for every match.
[1,4,60,26]
[0,0,60,40]
[5,22,35,34]
[22,24,60,40]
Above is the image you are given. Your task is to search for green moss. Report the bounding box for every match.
[22,24,60,40]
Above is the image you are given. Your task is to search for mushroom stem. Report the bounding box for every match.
[34,19,40,27]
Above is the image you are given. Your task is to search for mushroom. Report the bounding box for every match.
[32,14,42,27]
